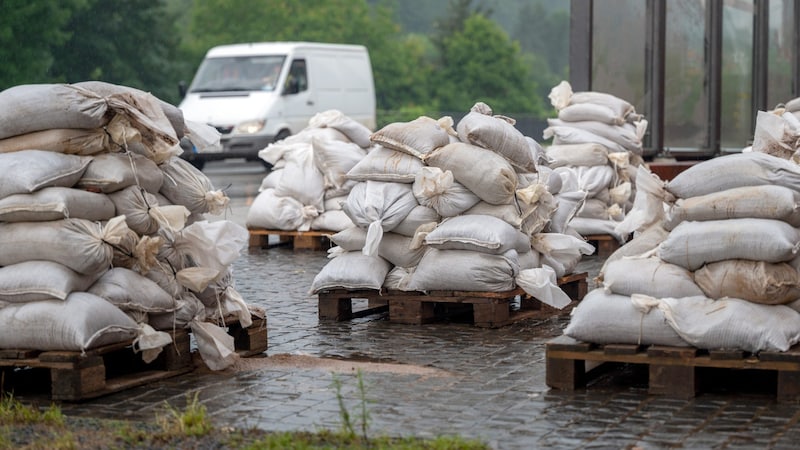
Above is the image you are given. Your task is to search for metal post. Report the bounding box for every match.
[708,0,723,155]
[569,0,593,91]
[646,0,666,156]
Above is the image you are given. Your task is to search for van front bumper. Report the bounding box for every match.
[195,134,276,161]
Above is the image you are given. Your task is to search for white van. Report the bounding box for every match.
[178,41,376,169]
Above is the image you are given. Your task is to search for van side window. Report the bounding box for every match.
[284,59,308,95]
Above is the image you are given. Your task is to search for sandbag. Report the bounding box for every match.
[424,142,517,205]
[456,104,537,172]
[406,248,520,292]
[0,292,139,351]
[246,188,318,231]
[563,289,688,346]
[89,267,177,313]
[0,149,91,198]
[308,109,373,148]
[370,116,452,159]
[0,260,101,303]
[0,128,111,155]
[694,260,800,305]
[602,256,704,298]
[423,214,531,255]
[159,156,228,215]
[0,186,115,222]
[309,251,392,293]
[412,166,480,217]
[330,227,425,268]
[346,145,424,183]
[657,295,800,352]
[664,185,800,230]
[658,218,800,271]
[341,181,417,256]
[545,143,610,168]
[311,137,367,190]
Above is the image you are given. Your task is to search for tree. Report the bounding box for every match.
[47,0,186,104]
[434,14,546,118]
[0,0,85,90]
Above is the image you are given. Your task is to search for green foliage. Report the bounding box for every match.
[0,393,64,425]
[434,14,546,117]
[157,392,214,437]
[0,0,85,89]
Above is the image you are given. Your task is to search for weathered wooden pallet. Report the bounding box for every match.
[318,272,588,328]
[248,228,332,251]
[0,329,193,402]
[214,314,268,357]
[583,234,623,259]
[546,334,800,401]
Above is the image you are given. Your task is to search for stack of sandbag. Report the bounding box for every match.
[0,82,257,370]
[541,80,648,244]
[246,110,374,232]
[310,102,595,309]
[565,134,800,353]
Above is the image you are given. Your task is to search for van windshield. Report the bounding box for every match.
[188,55,287,93]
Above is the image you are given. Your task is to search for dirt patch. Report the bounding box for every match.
[194,353,452,377]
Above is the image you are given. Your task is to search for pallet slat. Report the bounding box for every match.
[248,228,332,251]
[546,335,800,401]
[318,272,588,328]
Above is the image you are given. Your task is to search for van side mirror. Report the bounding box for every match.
[178,81,187,98]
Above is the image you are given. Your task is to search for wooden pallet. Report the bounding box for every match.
[546,334,800,401]
[248,228,332,251]
[0,329,193,402]
[318,272,588,328]
[584,234,622,259]
[215,314,268,357]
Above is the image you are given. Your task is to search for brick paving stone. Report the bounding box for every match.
[10,229,797,450]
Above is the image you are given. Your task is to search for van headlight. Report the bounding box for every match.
[233,119,266,135]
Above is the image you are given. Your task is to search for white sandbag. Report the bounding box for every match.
[330,228,425,268]
[602,256,704,298]
[346,145,423,183]
[664,185,800,230]
[656,294,800,352]
[599,223,670,280]
[751,109,798,159]
[0,292,139,351]
[557,102,625,125]
[89,267,177,313]
[172,220,248,278]
[0,260,101,303]
[424,142,517,205]
[543,125,629,154]
[311,137,367,190]
[77,151,164,194]
[383,266,414,291]
[323,195,347,211]
[112,228,162,274]
[0,84,110,139]
[273,143,326,211]
[545,143,610,168]
[246,188,317,231]
[659,218,800,271]
[569,217,628,244]
[391,205,440,237]
[694,260,800,305]
[109,185,169,235]
[0,149,91,198]
[548,190,586,234]
[370,116,452,159]
[0,186,115,222]
[576,198,613,219]
[614,166,669,237]
[518,248,542,270]
[308,109,373,148]
[0,216,129,275]
[341,181,418,256]
[259,168,282,192]
[456,104,537,172]
[0,128,111,155]
[190,320,239,371]
[571,165,617,198]
[258,141,309,166]
[666,152,800,199]
[310,209,353,232]
[412,166,480,217]
[516,266,572,309]
[548,80,636,121]
[406,248,520,292]
[309,251,392,293]
[159,156,229,215]
[531,233,595,278]
[423,214,531,255]
[149,291,205,331]
[547,118,642,154]
[563,290,688,346]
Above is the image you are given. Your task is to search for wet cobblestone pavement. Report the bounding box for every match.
[27,244,798,450]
